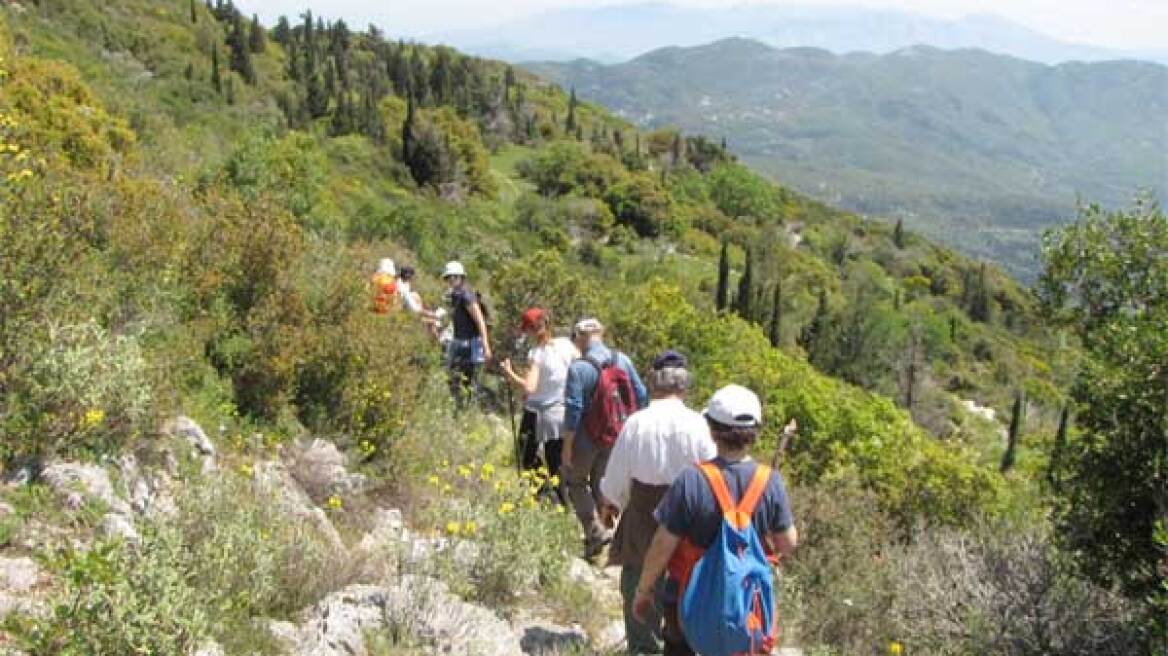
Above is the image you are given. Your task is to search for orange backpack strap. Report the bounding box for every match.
[697,462,735,514]
[737,464,771,517]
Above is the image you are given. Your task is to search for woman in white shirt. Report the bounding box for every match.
[501,307,580,499]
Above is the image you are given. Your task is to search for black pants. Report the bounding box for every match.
[519,409,566,504]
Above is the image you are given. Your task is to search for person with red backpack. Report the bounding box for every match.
[563,318,649,560]
[633,385,798,656]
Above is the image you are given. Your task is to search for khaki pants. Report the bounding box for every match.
[566,434,610,544]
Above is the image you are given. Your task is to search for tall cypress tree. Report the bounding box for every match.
[768,278,783,347]
[402,89,415,163]
[227,13,256,84]
[210,45,222,93]
[970,262,993,323]
[894,218,905,249]
[565,86,577,132]
[715,241,730,312]
[800,288,829,351]
[1047,402,1070,488]
[249,14,266,53]
[1001,390,1025,473]
[735,249,754,318]
[190,0,198,24]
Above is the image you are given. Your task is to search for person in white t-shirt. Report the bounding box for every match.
[501,307,580,499]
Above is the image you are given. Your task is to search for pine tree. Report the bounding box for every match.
[190,0,198,24]
[670,132,683,167]
[894,218,905,249]
[715,241,730,312]
[210,45,222,93]
[735,249,753,318]
[249,14,266,53]
[1001,390,1024,472]
[768,278,783,347]
[565,87,577,132]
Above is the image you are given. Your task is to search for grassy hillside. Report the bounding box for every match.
[527,38,1167,279]
[1,1,1149,653]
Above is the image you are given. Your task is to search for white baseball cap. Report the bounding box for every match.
[442,261,467,279]
[704,384,763,428]
[573,318,604,334]
[377,258,396,276]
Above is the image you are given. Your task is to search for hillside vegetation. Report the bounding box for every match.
[0,1,1160,654]
[528,38,1167,279]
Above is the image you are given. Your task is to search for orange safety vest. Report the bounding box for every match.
[370,273,399,314]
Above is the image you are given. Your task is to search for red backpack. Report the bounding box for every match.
[581,353,638,448]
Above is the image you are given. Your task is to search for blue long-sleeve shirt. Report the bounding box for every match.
[564,341,649,439]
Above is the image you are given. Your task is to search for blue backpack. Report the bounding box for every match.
[679,462,778,656]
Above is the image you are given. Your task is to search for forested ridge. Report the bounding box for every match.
[0,0,1162,653]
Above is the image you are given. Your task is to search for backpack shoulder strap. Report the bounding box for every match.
[737,464,771,517]
[582,355,605,373]
[697,462,736,517]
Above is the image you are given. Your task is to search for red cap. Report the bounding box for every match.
[520,307,546,330]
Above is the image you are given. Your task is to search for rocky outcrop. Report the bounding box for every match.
[41,461,131,516]
[0,556,45,616]
[252,460,347,554]
[291,438,367,499]
[163,416,216,474]
[273,578,524,656]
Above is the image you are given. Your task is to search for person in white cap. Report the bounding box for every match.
[563,317,648,560]
[632,384,798,656]
[442,261,492,409]
[370,258,399,314]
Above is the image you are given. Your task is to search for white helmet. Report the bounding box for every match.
[376,258,396,276]
[442,261,467,279]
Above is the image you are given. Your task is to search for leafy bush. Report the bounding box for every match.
[1,321,153,461]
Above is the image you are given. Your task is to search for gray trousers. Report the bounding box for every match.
[620,565,664,655]
[566,434,611,542]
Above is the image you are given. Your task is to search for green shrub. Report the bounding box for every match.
[1,320,153,461]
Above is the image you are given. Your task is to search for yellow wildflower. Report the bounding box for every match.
[428,474,441,486]
[457,465,472,479]
[555,505,566,514]
[442,483,453,495]
[498,501,516,515]
[493,480,505,492]
[523,497,537,509]
[238,463,254,477]
[445,521,461,536]
[463,520,477,535]
[326,495,343,510]
[889,642,903,656]
[82,408,105,428]
[479,463,495,480]
[548,475,560,487]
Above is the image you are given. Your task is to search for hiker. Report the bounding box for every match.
[370,258,399,314]
[598,350,715,656]
[563,317,648,559]
[500,307,579,499]
[442,261,492,409]
[633,384,798,656]
[398,265,442,339]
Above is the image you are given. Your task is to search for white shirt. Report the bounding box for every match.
[600,397,716,511]
[398,280,423,314]
[525,337,577,409]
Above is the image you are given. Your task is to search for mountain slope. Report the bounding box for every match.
[528,39,1168,277]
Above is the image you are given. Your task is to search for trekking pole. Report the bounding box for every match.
[504,374,520,475]
[771,419,798,469]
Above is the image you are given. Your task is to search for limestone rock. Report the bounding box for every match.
[513,616,588,655]
[191,641,225,656]
[276,578,523,656]
[594,620,625,652]
[41,461,131,516]
[0,556,44,617]
[167,416,216,456]
[252,461,346,554]
[99,512,140,544]
[292,438,367,498]
[352,508,406,583]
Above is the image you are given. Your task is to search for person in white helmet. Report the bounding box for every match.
[370,258,400,314]
[442,261,492,409]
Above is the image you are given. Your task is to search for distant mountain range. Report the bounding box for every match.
[527,39,1168,276]
[428,3,1168,66]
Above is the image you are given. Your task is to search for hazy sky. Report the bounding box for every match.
[244,0,1168,50]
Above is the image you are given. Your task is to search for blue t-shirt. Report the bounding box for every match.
[653,457,794,551]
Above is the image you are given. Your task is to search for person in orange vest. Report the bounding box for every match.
[371,258,400,314]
